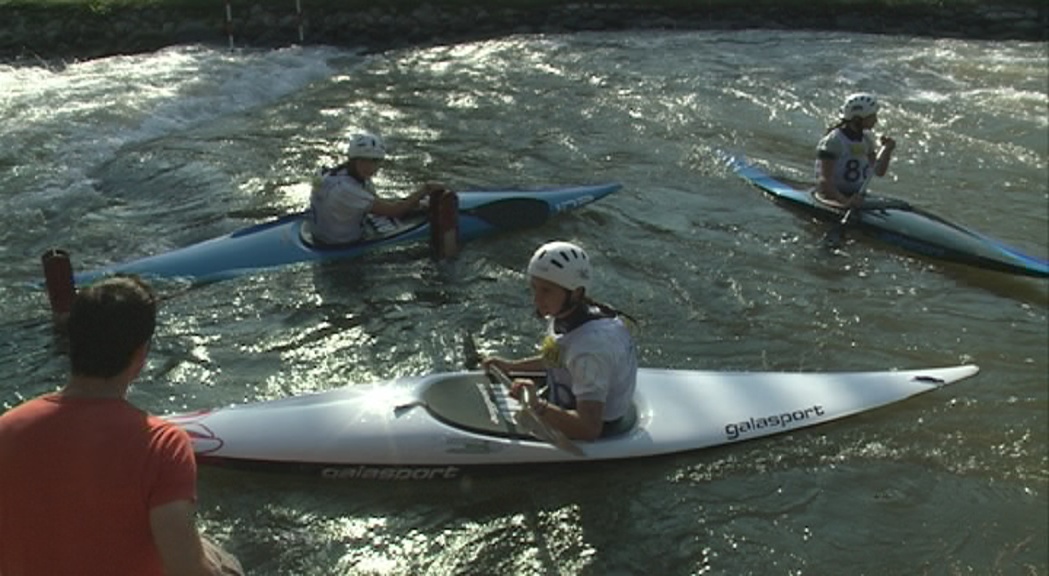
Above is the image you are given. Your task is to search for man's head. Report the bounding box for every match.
[67,276,157,379]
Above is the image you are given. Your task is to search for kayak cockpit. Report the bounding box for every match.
[299,213,427,250]
[806,188,913,214]
[420,373,534,439]
[420,373,639,441]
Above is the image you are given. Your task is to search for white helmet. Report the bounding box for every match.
[841,93,879,120]
[346,132,386,160]
[527,241,591,292]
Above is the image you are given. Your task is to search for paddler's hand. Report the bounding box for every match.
[508,378,538,403]
[846,194,866,209]
[879,135,896,153]
[480,356,507,371]
[416,182,448,196]
[414,182,451,210]
[410,188,430,206]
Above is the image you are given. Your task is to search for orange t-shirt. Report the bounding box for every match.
[0,394,197,576]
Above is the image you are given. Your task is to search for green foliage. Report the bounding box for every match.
[86,0,115,14]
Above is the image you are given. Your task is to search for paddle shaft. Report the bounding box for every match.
[823,166,874,246]
[483,355,585,457]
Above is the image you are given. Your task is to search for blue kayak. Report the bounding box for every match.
[73,183,621,285]
[723,153,1048,279]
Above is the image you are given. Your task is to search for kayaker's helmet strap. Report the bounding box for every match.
[528,241,591,293]
[346,132,387,160]
[841,93,879,120]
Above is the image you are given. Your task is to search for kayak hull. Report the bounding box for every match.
[165,364,979,480]
[73,183,621,285]
[723,154,1048,278]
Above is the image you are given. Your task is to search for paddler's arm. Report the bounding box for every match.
[532,398,604,441]
[370,182,446,218]
[507,378,604,441]
[873,135,895,177]
[532,352,610,441]
[482,355,545,373]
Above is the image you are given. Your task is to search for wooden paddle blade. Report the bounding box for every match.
[465,198,551,230]
[429,189,460,260]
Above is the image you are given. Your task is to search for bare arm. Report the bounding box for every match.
[873,135,895,177]
[483,355,545,373]
[507,378,605,441]
[150,500,233,576]
[370,182,447,218]
[534,398,605,441]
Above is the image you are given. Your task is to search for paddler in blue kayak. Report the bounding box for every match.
[482,241,638,441]
[309,132,446,245]
[814,92,897,209]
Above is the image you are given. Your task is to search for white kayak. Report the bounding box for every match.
[166,364,978,480]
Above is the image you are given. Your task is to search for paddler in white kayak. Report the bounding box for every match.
[482,240,639,441]
[308,131,447,245]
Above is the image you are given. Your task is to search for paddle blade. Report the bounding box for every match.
[822,225,845,249]
[821,209,855,248]
[462,330,481,370]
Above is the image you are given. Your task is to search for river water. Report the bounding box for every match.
[1,30,1046,575]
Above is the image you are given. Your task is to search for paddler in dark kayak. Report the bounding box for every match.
[308,132,446,245]
[814,92,897,209]
[482,241,639,441]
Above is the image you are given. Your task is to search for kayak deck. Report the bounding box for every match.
[70,183,622,285]
[165,364,979,478]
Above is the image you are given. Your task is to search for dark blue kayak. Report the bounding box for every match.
[723,153,1048,279]
[72,183,621,285]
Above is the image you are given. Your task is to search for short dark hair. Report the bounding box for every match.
[67,276,157,378]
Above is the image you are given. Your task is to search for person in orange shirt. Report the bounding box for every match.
[0,276,241,576]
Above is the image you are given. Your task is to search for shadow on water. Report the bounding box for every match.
[194,416,1003,574]
[934,263,1049,307]
[195,454,703,572]
[750,197,1048,306]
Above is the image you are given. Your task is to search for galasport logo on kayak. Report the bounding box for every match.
[725,405,826,441]
[321,465,461,481]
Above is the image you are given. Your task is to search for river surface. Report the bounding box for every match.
[1,30,1047,575]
